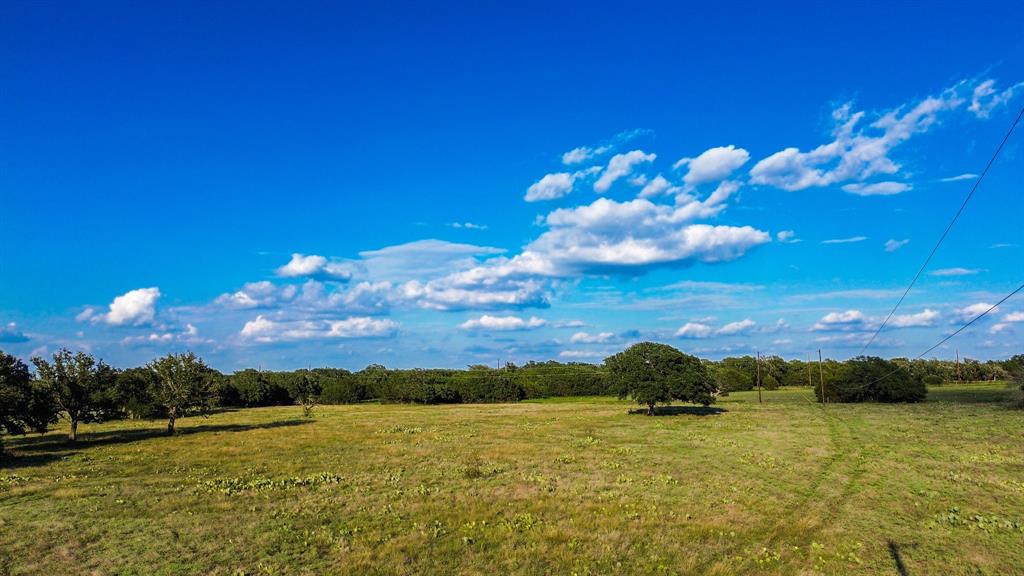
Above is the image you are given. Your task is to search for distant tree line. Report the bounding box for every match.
[2,345,1021,455]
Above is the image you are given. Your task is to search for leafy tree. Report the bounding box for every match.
[1,351,57,457]
[605,342,716,415]
[115,367,162,419]
[32,348,117,441]
[289,370,321,417]
[816,356,926,403]
[148,352,215,434]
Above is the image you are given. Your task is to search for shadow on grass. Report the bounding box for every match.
[627,406,727,417]
[1,420,310,470]
[926,385,1014,404]
[887,540,911,576]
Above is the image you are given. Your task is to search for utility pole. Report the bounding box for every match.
[756,350,763,404]
[956,349,961,383]
[818,349,826,404]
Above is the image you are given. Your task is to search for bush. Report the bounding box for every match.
[922,374,943,387]
[317,368,367,404]
[817,356,926,403]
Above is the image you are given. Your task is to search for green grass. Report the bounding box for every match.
[2,383,1023,575]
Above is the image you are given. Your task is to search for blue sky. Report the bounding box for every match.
[2,1,1023,371]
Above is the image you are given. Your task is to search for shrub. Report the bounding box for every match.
[923,374,943,387]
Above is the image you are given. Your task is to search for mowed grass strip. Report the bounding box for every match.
[1,383,1022,575]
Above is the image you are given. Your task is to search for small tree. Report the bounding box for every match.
[605,342,716,415]
[1,351,57,457]
[290,370,322,418]
[148,352,214,434]
[32,348,117,441]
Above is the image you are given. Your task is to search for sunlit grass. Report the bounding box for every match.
[1,383,1022,575]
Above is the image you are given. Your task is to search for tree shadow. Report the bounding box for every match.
[887,540,911,576]
[1,420,310,470]
[627,406,727,417]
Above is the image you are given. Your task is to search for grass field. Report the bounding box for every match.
[2,383,1022,575]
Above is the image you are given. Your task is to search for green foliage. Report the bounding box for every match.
[605,342,716,414]
[816,356,927,403]
[148,352,217,433]
[922,374,943,387]
[1,351,57,457]
[288,370,321,417]
[32,348,118,440]
[316,368,367,404]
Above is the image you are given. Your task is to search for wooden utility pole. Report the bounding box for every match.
[756,351,763,404]
[818,349,826,403]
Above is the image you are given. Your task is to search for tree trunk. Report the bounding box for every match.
[647,403,655,416]
[69,419,78,442]
[166,414,176,435]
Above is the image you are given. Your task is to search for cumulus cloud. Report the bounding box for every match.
[717,318,756,335]
[240,315,397,342]
[813,308,939,332]
[88,287,161,326]
[459,315,546,331]
[638,174,674,198]
[889,309,940,328]
[594,150,656,193]
[955,302,996,322]
[929,267,981,277]
[749,82,981,191]
[525,167,601,202]
[570,331,615,344]
[0,322,29,343]
[559,350,605,359]
[675,322,713,338]
[276,253,353,281]
[884,239,910,252]
[777,230,800,243]
[813,310,870,331]
[841,181,911,196]
[562,145,611,165]
[674,145,750,189]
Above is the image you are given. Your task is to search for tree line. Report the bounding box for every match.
[3,345,1022,455]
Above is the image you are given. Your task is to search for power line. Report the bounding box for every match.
[860,105,1024,354]
[851,281,1024,392]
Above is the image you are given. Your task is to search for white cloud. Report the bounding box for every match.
[750,83,972,191]
[717,318,756,335]
[813,309,869,331]
[1002,311,1024,323]
[276,253,353,281]
[449,222,488,230]
[240,315,397,342]
[525,172,575,202]
[594,150,656,193]
[955,302,996,321]
[459,315,547,331]
[0,322,28,343]
[884,239,910,252]
[929,267,981,277]
[570,331,615,344]
[326,317,399,338]
[525,167,601,202]
[559,350,604,359]
[216,281,295,309]
[638,174,674,198]
[968,79,1024,118]
[822,236,868,244]
[890,309,939,328]
[562,145,611,165]
[777,230,800,243]
[841,181,911,196]
[938,173,977,182]
[674,145,750,189]
[97,287,161,326]
[675,322,713,339]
